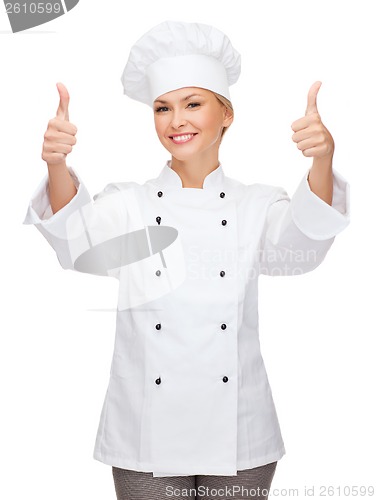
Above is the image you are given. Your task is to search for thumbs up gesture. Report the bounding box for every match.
[42,82,78,167]
[291,81,334,160]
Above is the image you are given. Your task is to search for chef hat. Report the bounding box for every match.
[121,20,241,107]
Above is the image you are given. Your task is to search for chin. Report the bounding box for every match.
[171,152,198,162]
[161,146,196,162]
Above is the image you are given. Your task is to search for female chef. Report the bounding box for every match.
[23,21,350,500]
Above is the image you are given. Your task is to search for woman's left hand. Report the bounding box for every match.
[291,81,335,160]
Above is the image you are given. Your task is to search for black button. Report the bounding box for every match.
[155,323,161,330]
[220,192,225,198]
[220,270,225,277]
[156,270,161,276]
[156,216,161,225]
[221,220,227,226]
[157,191,163,197]
[155,377,161,385]
[223,376,228,383]
[221,323,227,330]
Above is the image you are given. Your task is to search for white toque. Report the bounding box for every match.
[121,20,241,107]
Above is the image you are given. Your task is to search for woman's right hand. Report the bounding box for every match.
[42,82,78,168]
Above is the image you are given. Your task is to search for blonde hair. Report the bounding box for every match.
[213,92,234,140]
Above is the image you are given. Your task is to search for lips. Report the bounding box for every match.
[169,133,197,144]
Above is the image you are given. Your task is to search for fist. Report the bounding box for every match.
[42,82,78,167]
[291,81,334,159]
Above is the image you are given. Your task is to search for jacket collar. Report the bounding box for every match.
[156,160,225,189]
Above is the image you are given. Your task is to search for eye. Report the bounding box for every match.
[155,106,169,113]
[187,102,200,109]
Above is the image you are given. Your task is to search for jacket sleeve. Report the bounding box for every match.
[259,167,350,276]
[22,166,134,278]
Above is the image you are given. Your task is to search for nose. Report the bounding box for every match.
[170,109,188,129]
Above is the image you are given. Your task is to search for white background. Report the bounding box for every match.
[0,0,374,498]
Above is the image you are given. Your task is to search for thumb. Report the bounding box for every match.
[305,80,322,116]
[56,82,70,121]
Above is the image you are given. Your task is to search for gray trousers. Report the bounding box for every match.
[112,461,278,499]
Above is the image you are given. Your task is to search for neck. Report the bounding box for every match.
[170,150,220,189]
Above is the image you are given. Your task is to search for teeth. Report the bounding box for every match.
[172,134,194,142]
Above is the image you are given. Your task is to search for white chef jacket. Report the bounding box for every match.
[23,160,350,477]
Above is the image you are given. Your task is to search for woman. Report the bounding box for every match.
[23,21,350,500]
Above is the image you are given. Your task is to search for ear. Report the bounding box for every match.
[222,106,234,128]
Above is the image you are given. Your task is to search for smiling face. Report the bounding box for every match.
[153,87,233,163]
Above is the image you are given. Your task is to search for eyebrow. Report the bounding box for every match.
[154,94,203,105]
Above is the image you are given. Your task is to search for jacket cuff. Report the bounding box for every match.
[290,167,350,241]
[22,166,92,228]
